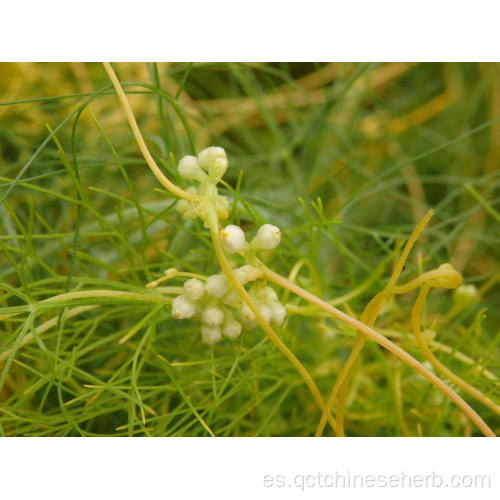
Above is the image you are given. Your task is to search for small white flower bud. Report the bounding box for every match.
[172,295,196,319]
[270,302,286,326]
[202,306,224,327]
[222,289,240,307]
[233,265,261,284]
[258,304,272,324]
[205,274,230,298]
[183,278,205,301]
[177,155,206,182]
[222,317,242,339]
[220,225,246,253]
[251,224,281,250]
[264,286,278,302]
[254,286,278,303]
[198,147,227,178]
[240,303,256,323]
[233,267,247,284]
[210,157,228,181]
[201,325,222,345]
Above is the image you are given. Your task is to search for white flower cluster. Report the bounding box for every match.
[175,147,230,222]
[171,265,287,345]
[220,223,281,254]
[171,146,286,345]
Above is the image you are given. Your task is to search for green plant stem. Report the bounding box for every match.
[0,289,180,361]
[0,305,96,363]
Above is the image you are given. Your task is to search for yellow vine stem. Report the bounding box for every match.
[206,207,338,434]
[317,265,464,437]
[281,258,322,303]
[319,209,435,436]
[102,61,337,434]
[330,266,461,436]
[263,266,495,437]
[412,284,500,417]
[330,263,467,437]
[102,62,198,202]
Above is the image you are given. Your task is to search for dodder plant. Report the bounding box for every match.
[0,63,497,436]
[102,62,495,436]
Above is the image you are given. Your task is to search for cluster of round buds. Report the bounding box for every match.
[175,147,230,222]
[178,147,228,184]
[220,223,281,254]
[171,265,287,345]
[239,284,287,331]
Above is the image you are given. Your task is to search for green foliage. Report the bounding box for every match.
[0,62,499,436]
